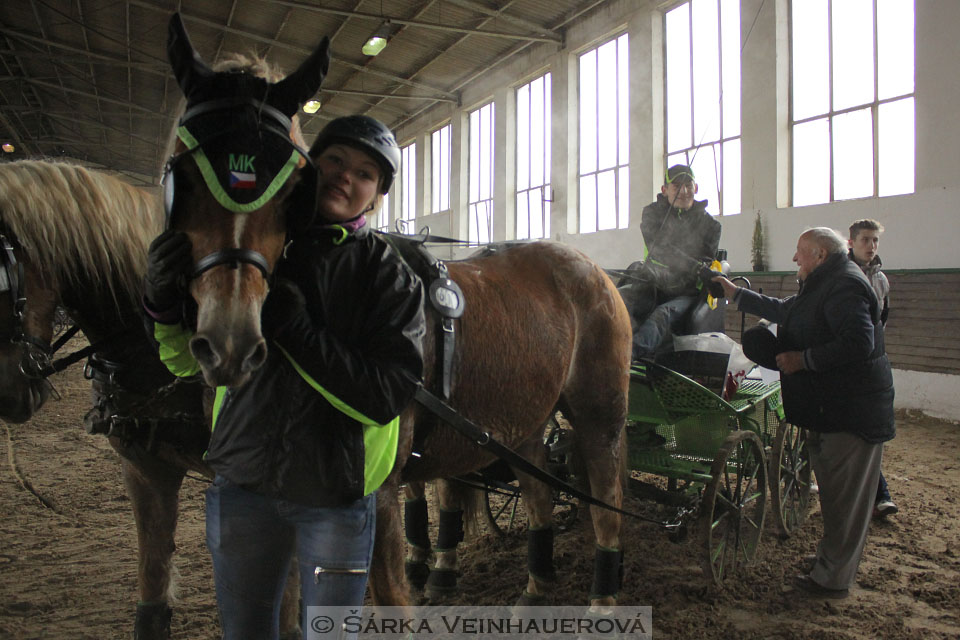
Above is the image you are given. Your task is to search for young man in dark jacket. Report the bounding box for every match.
[714,227,895,599]
[622,164,721,360]
[849,218,897,518]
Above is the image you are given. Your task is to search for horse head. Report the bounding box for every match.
[0,235,57,423]
[163,13,329,387]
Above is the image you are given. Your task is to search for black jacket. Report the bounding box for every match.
[206,224,425,506]
[737,253,895,443]
[640,194,721,297]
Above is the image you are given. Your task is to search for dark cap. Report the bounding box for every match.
[741,325,780,370]
[665,164,695,184]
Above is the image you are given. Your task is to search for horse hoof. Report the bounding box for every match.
[515,590,548,607]
[424,567,459,600]
[405,559,430,591]
[133,602,172,640]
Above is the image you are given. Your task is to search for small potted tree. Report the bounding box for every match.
[751,211,766,272]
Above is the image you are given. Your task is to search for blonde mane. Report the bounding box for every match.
[0,160,161,306]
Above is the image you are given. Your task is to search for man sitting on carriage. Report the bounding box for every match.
[619,164,722,361]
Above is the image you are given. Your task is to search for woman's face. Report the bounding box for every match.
[314,143,382,222]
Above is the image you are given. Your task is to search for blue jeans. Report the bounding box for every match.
[205,476,376,640]
[876,470,891,502]
[632,294,698,360]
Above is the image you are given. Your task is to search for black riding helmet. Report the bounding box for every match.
[310,115,400,194]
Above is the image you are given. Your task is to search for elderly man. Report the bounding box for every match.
[714,227,895,599]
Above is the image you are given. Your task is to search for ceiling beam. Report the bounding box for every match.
[0,48,168,74]
[10,77,158,114]
[322,88,456,103]
[251,0,561,43]
[128,0,460,100]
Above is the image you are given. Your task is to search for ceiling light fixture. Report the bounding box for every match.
[362,21,395,56]
[303,99,322,114]
[1,143,13,153]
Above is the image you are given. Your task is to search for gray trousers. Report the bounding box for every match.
[807,430,884,590]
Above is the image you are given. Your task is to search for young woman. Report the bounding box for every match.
[144,115,425,639]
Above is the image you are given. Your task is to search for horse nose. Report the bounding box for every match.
[189,333,268,379]
[242,338,268,374]
[190,334,222,371]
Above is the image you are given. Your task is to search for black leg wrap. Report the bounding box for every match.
[404,496,431,550]
[405,559,431,591]
[133,601,172,640]
[436,508,464,550]
[590,547,623,600]
[527,526,556,582]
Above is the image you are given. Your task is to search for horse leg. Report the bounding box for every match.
[399,481,431,592]
[121,457,183,640]
[424,479,466,601]
[510,435,558,605]
[368,478,412,606]
[278,561,301,639]
[566,403,626,610]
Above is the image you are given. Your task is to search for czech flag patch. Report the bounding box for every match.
[229,170,256,189]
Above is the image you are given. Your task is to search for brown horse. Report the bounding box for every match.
[163,14,633,610]
[0,159,214,638]
[0,26,321,633]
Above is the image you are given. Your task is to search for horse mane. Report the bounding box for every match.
[0,160,161,307]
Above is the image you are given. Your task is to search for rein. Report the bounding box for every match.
[413,386,686,532]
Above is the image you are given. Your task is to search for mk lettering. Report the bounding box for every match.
[229,154,255,172]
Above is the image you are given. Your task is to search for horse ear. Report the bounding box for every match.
[167,13,213,97]
[273,36,331,114]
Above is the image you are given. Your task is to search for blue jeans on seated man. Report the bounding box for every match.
[205,475,376,640]
[631,294,698,361]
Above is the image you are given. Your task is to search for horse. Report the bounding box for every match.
[162,12,633,611]
[0,30,322,634]
[0,159,214,638]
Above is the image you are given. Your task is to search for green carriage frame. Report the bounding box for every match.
[626,360,812,583]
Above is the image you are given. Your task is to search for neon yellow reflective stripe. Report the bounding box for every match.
[211,386,227,433]
[274,344,398,495]
[330,225,349,245]
[176,126,301,214]
[154,322,201,377]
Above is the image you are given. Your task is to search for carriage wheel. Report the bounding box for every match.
[699,430,767,584]
[770,421,811,536]
[483,478,522,537]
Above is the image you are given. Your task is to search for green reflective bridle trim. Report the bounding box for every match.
[177,125,301,214]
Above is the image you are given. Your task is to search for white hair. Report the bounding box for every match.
[803,227,847,256]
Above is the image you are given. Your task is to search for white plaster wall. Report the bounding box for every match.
[390,0,960,401]
[893,369,960,422]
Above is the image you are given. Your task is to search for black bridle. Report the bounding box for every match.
[162,97,313,283]
[0,231,133,381]
[0,232,54,376]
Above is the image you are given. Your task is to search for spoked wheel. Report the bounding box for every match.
[770,421,811,536]
[700,430,768,584]
[482,473,523,537]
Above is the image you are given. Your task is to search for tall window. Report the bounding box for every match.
[516,73,552,240]
[376,192,391,231]
[431,124,451,213]
[579,33,629,233]
[664,0,741,216]
[791,0,915,205]
[400,143,416,230]
[468,102,495,244]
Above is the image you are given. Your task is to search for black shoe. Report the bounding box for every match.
[793,574,849,600]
